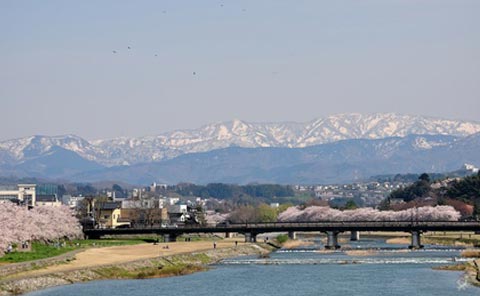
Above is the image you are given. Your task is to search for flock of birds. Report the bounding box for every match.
[110,5,253,77]
[112,46,196,76]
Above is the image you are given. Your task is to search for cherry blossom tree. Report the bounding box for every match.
[278,205,461,222]
[0,202,82,255]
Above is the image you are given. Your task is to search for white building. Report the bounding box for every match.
[0,184,36,206]
[167,197,180,206]
[464,163,479,174]
[167,204,189,223]
[62,195,85,209]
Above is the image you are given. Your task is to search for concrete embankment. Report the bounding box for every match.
[0,243,271,296]
[0,250,83,279]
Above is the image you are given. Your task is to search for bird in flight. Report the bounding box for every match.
[127,46,131,50]
[112,50,117,54]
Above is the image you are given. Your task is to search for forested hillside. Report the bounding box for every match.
[385,172,480,218]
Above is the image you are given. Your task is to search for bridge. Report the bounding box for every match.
[83,221,480,249]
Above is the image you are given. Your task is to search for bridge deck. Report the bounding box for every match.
[83,221,480,237]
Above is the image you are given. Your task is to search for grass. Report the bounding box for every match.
[0,243,76,263]
[70,238,147,247]
[461,250,480,258]
[95,262,206,280]
[192,253,211,264]
[177,235,223,242]
[95,266,137,278]
[371,231,480,247]
[0,239,148,264]
[423,236,480,246]
[433,263,468,271]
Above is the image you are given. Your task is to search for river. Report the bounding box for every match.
[27,237,478,295]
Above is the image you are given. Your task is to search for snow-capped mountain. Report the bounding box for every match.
[73,134,480,185]
[1,113,479,167]
[0,135,96,165]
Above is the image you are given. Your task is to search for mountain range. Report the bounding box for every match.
[1,113,479,184]
[73,134,480,185]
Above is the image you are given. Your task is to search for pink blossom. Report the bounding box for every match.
[0,202,82,255]
[278,205,461,222]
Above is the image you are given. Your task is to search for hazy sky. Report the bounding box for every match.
[1,0,479,141]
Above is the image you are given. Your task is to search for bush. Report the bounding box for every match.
[276,234,289,244]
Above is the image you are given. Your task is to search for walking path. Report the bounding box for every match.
[3,239,243,280]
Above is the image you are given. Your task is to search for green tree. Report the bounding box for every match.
[344,199,358,210]
[277,203,294,214]
[388,174,432,202]
[112,184,123,192]
[419,173,431,183]
[473,198,480,220]
[256,204,278,222]
[447,173,480,201]
[193,205,207,225]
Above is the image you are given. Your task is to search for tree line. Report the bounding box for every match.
[385,172,480,218]
[172,183,295,200]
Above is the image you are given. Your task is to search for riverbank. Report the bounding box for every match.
[364,232,480,287]
[0,240,271,295]
[363,231,480,247]
[434,260,480,288]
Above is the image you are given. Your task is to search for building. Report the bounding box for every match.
[96,202,130,229]
[36,194,62,207]
[463,163,479,174]
[0,184,36,206]
[61,195,85,209]
[122,197,166,209]
[167,197,180,206]
[167,204,189,224]
[121,207,168,226]
[150,182,168,192]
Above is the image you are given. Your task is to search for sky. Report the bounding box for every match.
[1,0,479,141]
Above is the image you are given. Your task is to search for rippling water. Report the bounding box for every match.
[27,238,479,296]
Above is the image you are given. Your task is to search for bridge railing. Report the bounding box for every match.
[213,221,480,229]
[83,221,480,232]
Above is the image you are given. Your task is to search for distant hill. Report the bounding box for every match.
[370,164,480,183]
[73,134,480,185]
[0,146,103,179]
[0,113,479,184]
[1,113,479,167]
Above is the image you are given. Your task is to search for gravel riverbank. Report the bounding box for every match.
[0,243,271,295]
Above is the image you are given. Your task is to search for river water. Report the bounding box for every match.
[27,237,479,296]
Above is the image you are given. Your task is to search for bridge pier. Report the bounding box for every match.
[350,231,360,241]
[288,231,297,240]
[409,231,423,249]
[244,232,257,243]
[325,231,341,249]
[164,233,178,242]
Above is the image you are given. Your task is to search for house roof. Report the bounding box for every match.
[36,195,58,202]
[99,202,121,210]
